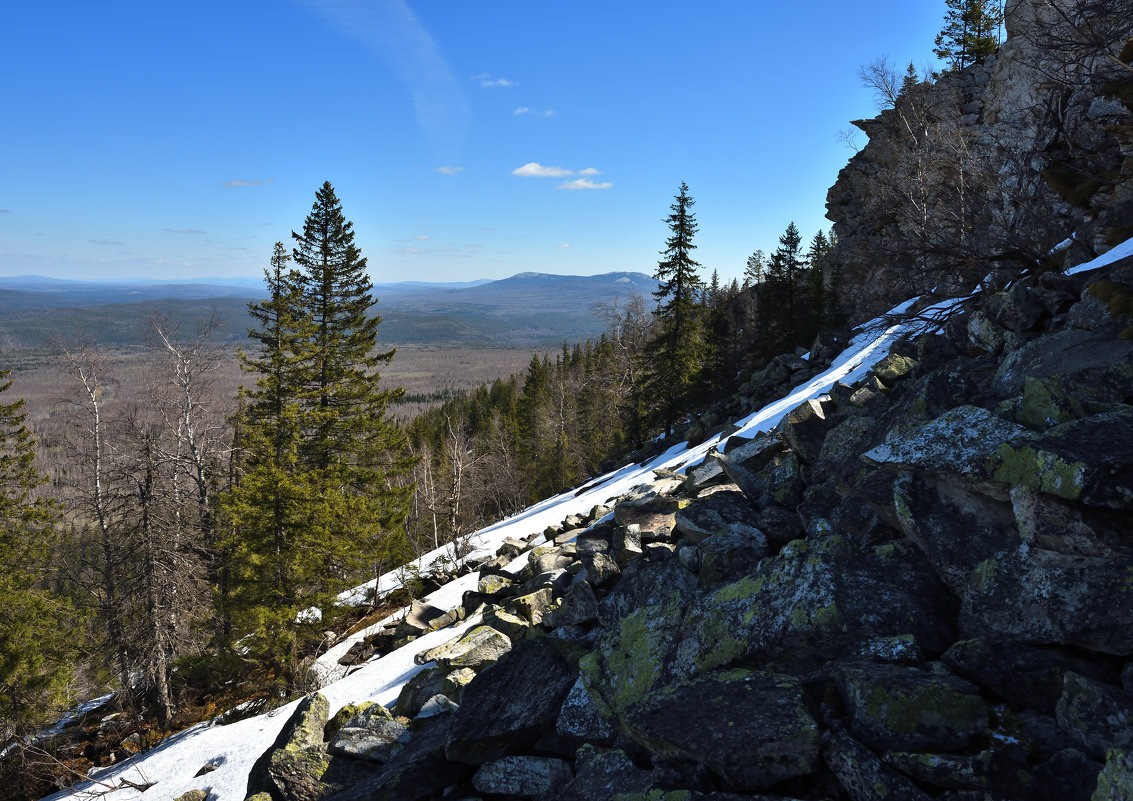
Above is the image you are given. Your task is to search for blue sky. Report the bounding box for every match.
[1,1,948,286]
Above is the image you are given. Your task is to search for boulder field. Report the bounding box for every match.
[231,255,1133,801]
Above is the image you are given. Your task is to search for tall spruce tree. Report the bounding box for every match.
[222,185,413,692]
[647,181,706,434]
[0,371,76,735]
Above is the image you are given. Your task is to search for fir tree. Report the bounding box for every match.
[647,182,706,434]
[764,221,805,352]
[0,371,76,734]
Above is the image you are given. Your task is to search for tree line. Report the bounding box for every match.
[406,182,843,548]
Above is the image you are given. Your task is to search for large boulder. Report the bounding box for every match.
[834,662,988,752]
[961,545,1133,655]
[620,669,821,792]
[471,755,573,798]
[445,636,581,763]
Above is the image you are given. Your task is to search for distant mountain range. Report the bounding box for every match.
[0,272,659,348]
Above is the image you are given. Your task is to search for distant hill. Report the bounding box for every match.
[0,272,658,348]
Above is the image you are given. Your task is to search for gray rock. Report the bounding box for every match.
[961,545,1133,655]
[673,490,756,543]
[555,676,615,743]
[621,669,821,792]
[329,717,408,761]
[414,625,511,670]
[1056,672,1133,760]
[471,755,572,798]
[825,728,932,801]
[446,636,581,764]
[696,522,769,587]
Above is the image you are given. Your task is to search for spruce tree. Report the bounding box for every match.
[0,371,76,734]
[222,184,413,692]
[646,181,706,434]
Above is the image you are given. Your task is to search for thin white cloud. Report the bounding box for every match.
[223,178,274,187]
[578,167,602,176]
[557,178,614,191]
[477,75,517,87]
[299,0,468,156]
[414,235,430,240]
[513,107,555,117]
[512,162,574,178]
[89,238,126,246]
[556,243,572,249]
[436,165,464,175]
[164,228,206,234]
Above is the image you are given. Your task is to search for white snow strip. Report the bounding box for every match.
[1066,235,1133,275]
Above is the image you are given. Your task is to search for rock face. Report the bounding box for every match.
[827,0,1133,320]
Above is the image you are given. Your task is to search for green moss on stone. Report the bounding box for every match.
[993,443,1088,499]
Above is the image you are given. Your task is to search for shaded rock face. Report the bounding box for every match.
[827,0,1133,321]
[243,263,1133,798]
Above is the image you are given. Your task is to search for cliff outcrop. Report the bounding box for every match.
[827,0,1133,321]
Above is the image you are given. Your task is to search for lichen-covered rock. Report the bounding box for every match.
[325,715,471,801]
[1057,673,1133,760]
[834,662,987,752]
[872,353,920,384]
[776,398,836,464]
[992,329,1133,398]
[943,637,1118,714]
[961,545,1133,655]
[268,746,333,801]
[395,667,447,719]
[621,669,821,792]
[614,490,681,541]
[968,309,1007,354]
[993,410,1133,509]
[328,714,408,761]
[673,489,755,543]
[556,676,615,743]
[246,693,331,799]
[554,745,673,801]
[597,556,697,629]
[414,625,511,671]
[174,791,208,801]
[471,755,573,798]
[824,728,932,801]
[446,636,581,764]
[696,523,768,587]
[546,580,598,628]
[672,536,956,678]
[892,471,1020,594]
[326,702,381,740]
[1094,748,1133,800]
[511,588,554,625]
[863,405,1033,483]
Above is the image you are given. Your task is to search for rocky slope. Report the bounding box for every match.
[226,244,1133,801]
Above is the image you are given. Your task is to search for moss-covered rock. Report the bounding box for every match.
[1057,673,1133,760]
[835,662,987,752]
[824,728,932,801]
[415,625,511,671]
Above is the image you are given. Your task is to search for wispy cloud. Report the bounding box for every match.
[436,165,464,175]
[556,243,572,249]
[513,107,555,117]
[299,0,468,156]
[557,178,614,190]
[223,178,274,188]
[512,162,574,178]
[89,238,126,246]
[0,209,9,214]
[474,74,518,88]
[164,228,206,234]
[578,167,602,176]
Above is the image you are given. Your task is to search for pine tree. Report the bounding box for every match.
[221,184,413,691]
[646,181,706,434]
[0,371,76,735]
[935,0,1003,72]
[744,249,766,287]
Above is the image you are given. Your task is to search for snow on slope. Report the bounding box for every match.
[47,241,1128,801]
